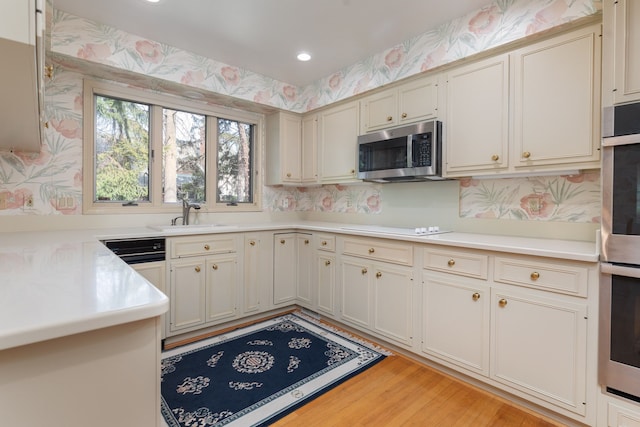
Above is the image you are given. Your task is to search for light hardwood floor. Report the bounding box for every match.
[272,353,565,427]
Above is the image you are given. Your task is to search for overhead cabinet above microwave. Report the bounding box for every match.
[0,0,46,153]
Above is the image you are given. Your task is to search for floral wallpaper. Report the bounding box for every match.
[459,171,600,222]
[0,0,602,222]
[50,0,601,113]
[264,185,381,215]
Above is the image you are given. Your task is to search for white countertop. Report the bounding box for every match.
[0,222,599,351]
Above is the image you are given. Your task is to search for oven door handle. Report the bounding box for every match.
[601,262,640,278]
[602,133,640,147]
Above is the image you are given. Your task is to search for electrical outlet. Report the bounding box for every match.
[282,199,289,209]
[25,195,34,209]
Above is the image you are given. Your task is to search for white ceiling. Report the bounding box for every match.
[53,0,491,87]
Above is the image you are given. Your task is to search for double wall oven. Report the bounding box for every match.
[600,102,640,401]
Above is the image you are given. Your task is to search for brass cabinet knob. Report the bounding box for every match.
[401,112,408,119]
[361,268,368,275]
[321,241,327,246]
[350,169,355,174]
[325,260,331,266]
[286,172,292,178]
[447,259,455,267]
[249,240,256,246]
[280,239,285,244]
[530,271,540,281]
[376,271,382,278]
[387,115,393,122]
[204,244,210,250]
[368,248,375,254]
[498,298,508,308]
[472,292,480,301]
[491,154,499,161]
[304,239,309,244]
[195,266,201,273]
[45,65,53,79]
[212,264,218,270]
[523,151,531,159]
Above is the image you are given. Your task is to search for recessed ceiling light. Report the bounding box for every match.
[146,0,160,3]
[297,52,311,62]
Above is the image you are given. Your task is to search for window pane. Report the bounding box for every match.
[217,118,253,203]
[162,109,206,203]
[94,95,150,202]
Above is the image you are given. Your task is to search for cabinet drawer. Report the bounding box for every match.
[342,237,413,266]
[170,235,237,258]
[423,248,488,280]
[315,234,336,252]
[494,256,588,296]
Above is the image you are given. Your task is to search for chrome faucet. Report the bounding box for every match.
[181,198,201,225]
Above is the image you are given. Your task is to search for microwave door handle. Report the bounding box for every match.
[407,135,413,168]
[601,262,640,278]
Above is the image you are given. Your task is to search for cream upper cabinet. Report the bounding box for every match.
[445,24,601,178]
[605,0,640,104]
[266,111,317,185]
[318,100,360,183]
[512,24,601,170]
[359,76,439,134]
[445,54,509,175]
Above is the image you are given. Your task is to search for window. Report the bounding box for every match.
[83,80,262,214]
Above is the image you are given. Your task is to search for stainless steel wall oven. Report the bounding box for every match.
[600,102,640,402]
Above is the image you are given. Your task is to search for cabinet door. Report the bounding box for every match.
[316,253,336,316]
[318,101,360,183]
[296,234,313,306]
[422,274,489,375]
[205,255,238,323]
[372,263,413,346]
[340,258,371,328]
[243,235,261,315]
[273,233,297,305]
[169,258,206,332]
[398,77,438,125]
[491,288,588,415]
[281,113,302,182]
[132,261,166,295]
[513,25,601,168]
[301,114,318,183]
[445,54,509,175]
[613,0,640,104]
[360,89,398,133]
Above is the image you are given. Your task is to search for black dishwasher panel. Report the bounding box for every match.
[103,238,166,264]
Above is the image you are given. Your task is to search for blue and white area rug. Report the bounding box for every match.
[161,313,390,427]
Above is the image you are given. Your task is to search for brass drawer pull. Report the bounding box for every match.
[530,271,540,280]
[498,298,508,308]
[195,266,201,273]
[304,239,309,244]
[491,154,499,161]
[280,239,285,244]
[376,272,382,278]
[204,244,210,251]
[447,259,455,267]
[387,115,393,122]
[401,112,407,119]
[286,172,292,178]
[249,240,256,246]
[368,248,375,254]
[325,260,331,266]
[523,151,531,159]
[321,241,327,246]
[212,264,218,270]
[361,268,368,275]
[472,292,480,301]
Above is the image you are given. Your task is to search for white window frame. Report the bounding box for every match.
[82,79,263,214]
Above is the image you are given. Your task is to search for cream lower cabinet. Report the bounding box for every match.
[422,274,490,375]
[168,234,239,335]
[243,233,274,316]
[491,287,588,416]
[339,237,414,347]
[273,232,312,307]
[315,233,336,316]
[132,261,167,338]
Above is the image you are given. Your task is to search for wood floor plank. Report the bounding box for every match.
[272,353,565,427]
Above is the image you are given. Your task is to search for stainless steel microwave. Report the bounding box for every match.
[357,120,443,183]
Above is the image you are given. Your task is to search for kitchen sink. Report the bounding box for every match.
[147,224,237,232]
